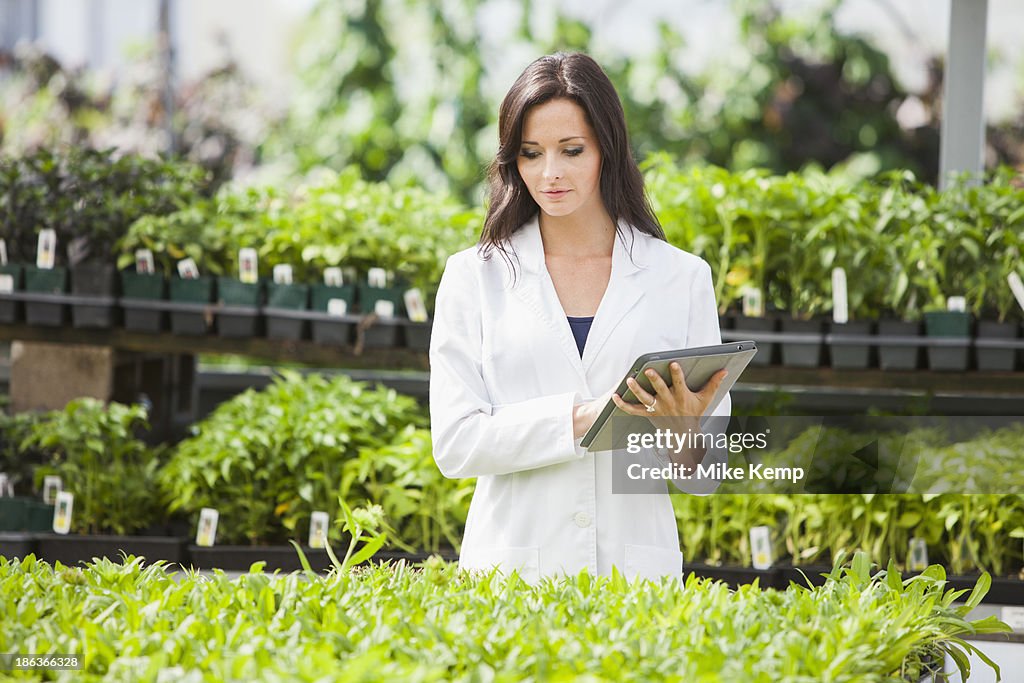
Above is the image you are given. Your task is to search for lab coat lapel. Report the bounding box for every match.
[507,219,589,383]
[581,225,646,372]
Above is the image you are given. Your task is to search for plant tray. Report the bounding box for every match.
[35,534,187,566]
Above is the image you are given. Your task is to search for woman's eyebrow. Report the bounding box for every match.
[520,136,586,145]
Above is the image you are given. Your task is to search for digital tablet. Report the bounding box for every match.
[580,341,757,452]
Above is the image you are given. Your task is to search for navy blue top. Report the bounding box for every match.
[567,316,595,357]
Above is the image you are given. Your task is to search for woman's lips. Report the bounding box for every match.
[542,190,570,199]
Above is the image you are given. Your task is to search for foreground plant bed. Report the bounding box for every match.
[0,554,1007,681]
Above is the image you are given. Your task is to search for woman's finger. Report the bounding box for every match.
[669,362,688,396]
[644,368,672,397]
[612,392,645,415]
[625,376,655,407]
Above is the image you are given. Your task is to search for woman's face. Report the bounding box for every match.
[516,98,603,220]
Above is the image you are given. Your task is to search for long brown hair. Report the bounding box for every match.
[479,52,664,267]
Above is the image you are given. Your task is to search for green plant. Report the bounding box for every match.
[22,398,162,535]
[0,552,1007,680]
[158,371,426,545]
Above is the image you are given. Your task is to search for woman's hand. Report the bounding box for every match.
[610,363,728,467]
[572,389,615,439]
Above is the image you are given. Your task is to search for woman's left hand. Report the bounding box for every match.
[611,362,727,426]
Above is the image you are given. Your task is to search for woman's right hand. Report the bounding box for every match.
[572,390,614,439]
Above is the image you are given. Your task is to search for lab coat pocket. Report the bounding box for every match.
[623,543,683,583]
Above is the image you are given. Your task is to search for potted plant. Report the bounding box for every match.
[0,260,23,324]
[22,398,185,565]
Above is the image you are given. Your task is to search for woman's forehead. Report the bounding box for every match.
[521,98,594,141]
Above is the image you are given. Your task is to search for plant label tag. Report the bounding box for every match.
[1008,272,1024,315]
[238,248,258,284]
[324,267,344,287]
[0,473,12,497]
[0,274,13,295]
[196,508,219,547]
[273,264,293,285]
[52,491,74,534]
[908,537,929,571]
[177,258,200,280]
[309,511,329,549]
[327,298,348,317]
[367,267,388,288]
[374,299,395,319]
[37,229,57,270]
[404,288,428,322]
[832,267,849,324]
[0,238,7,266]
[135,249,155,275]
[946,296,966,312]
[1001,606,1024,630]
[42,475,62,505]
[742,286,763,318]
[750,526,773,570]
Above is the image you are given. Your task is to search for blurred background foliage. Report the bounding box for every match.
[1,0,1022,201]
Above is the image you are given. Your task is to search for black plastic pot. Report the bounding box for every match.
[681,562,778,589]
[265,283,310,341]
[311,284,357,345]
[923,311,972,371]
[975,320,1020,372]
[120,271,167,332]
[403,319,432,351]
[0,263,23,323]
[70,262,119,328]
[169,277,215,335]
[731,315,778,366]
[877,319,923,371]
[217,277,263,338]
[187,544,333,573]
[357,284,406,317]
[0,497,54,532]
[361,317,404,349]
[34,534,187,566]
[780,317,827,368]
[775,564,834,589]
[23,265,68,326]
[0,532,36,559]
[827,320,875,370]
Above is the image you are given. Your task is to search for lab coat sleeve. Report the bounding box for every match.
[429,253,583,479]
[668,258,732,495]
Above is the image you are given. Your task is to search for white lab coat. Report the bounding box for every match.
[429,216,731,584]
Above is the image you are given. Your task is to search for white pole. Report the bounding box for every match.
[938,0,989,189]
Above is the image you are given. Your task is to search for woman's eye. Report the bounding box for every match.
[520,150,540,159]
[565,147,584,157]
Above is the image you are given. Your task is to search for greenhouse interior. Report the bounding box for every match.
[1,0,1023,680]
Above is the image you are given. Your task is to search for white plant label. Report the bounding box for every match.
[1001,606,1024,630]
[750,526,773,570]
[0,238,7,266]
[273,264,293,285]
[177,258,200,280]
[742,286,763,318]
[324,267,344,287]
[308,511,329,549]
[907,537,929,572]
[404,288,428,322]
[374,299,395,319]
[0,274,13,295]
[831,267,849,324]
[42,475,62,505]
[196,508,219,547]
[0,473,12,497]
[135,249,155,275]
[52,491,74,535]
[36,229,57,270]
[238,248,259,284]
[327,298,348,317]
[367,267,388,288]
[1008,272,1024,315]
[945,296,966,313]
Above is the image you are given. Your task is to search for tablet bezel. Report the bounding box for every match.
[580,340,757,451]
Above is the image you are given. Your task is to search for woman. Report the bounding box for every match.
[429,52,730,583]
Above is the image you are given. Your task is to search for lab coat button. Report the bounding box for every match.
[574,512,592,528]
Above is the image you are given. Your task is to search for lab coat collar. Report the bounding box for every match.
[505,215,650,391]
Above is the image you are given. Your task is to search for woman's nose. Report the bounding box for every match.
[543,157,563,180]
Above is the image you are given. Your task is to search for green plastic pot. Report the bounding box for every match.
[0,264,24,324]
